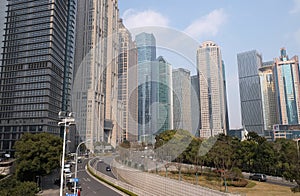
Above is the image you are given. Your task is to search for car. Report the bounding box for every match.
[77,159,82,163]
[106,166,111,171]
[64,168,71,173]
[249,173,267,182]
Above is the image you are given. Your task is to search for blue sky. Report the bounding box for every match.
[119,0,300,129]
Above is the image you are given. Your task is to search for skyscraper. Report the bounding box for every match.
[172,68,192,132]
[191,74,200,137]
[237,50,264,134]
[118,19,138,143]
[274,48,300,125]
[104,0,119,148]
[197,41,228,138]
[136,32,156,142]
[0,0,73,153]
[153,56,173,135]
[259,61,279,130]
[73,0,109,151]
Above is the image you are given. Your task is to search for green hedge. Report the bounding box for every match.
[87,165,137,196]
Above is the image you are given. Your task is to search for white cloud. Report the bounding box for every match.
[184,8,227,40]
[290,0,300,14]
[122,9,169,29]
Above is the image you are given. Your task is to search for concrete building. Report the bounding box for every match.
[73,0,110,151]
[237,50,264,135]
[104,0,119,148]
[117,19,138,143]
[274,48,300,125]
[197,41,228,138]
[172,68,192,132]
[0,0,75,153]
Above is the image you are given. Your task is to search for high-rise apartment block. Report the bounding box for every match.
[0,0,75,153]
[172,68,192,132]
[197,41,228,138]
[237,50,264,134]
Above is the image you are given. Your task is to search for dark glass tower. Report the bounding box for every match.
[0,0,72,153]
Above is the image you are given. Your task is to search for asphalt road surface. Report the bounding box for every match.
[71,159,123,196]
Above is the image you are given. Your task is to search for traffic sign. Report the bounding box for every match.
[69,178,79,183]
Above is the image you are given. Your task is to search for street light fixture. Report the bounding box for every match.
[58,112,75,196]
[74,139,91,195]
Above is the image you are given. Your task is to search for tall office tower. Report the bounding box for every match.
[259,61,279,130]
[104,0,119,148]
[118,19,138,143]
[197,41,228,138]
[191,74,200,137]
[172,68,192,132]
[136,32,156,142]
[62,0,77,113]
[237,50,264,134]
[274,48,300,125]
[0,1,7,62]
[73,0,109,151]
[152,56,173,135]
[0,0,72,153]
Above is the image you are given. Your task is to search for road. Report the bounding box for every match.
[243,172,296,187]
[90,157,116,179]
[41,158,123,196]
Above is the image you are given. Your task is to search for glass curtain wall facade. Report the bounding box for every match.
[259,61,279,130]
[191,74,200,137]
[197,41,228,138]
[172,68,192,132]
[0,0,69,153]
[274,48,300,125]
[237,50,264,134]
[136,32,156,143]
[153,56,173,135]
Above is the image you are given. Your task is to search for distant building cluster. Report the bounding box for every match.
[1,0,298,155]
[237,48,300,140]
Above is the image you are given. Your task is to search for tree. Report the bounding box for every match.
[14,133,62,182]
[0,176,38,196]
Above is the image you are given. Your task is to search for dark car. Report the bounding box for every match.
[249,173,267,182]
[106,166,111,171]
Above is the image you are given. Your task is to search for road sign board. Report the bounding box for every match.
[69,178,79,182]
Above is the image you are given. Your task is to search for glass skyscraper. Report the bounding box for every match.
[237,50,264,134]
[136,32,156,142]
[259,61,279,130]
[274,48,300,125]
[172,68,192,132]
[0,0,72,153]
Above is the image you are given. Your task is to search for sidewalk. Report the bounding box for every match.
[37,169,60,196]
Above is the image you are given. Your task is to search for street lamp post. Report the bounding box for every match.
[74,139,90,195]
[58,112,75,196]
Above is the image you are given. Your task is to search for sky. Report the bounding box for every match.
[119,0,300,129]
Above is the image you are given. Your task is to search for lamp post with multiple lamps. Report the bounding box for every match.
[73,139,91,195]
[58,112,75,196]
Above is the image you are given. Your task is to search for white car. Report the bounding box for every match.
[64,168,71,173]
